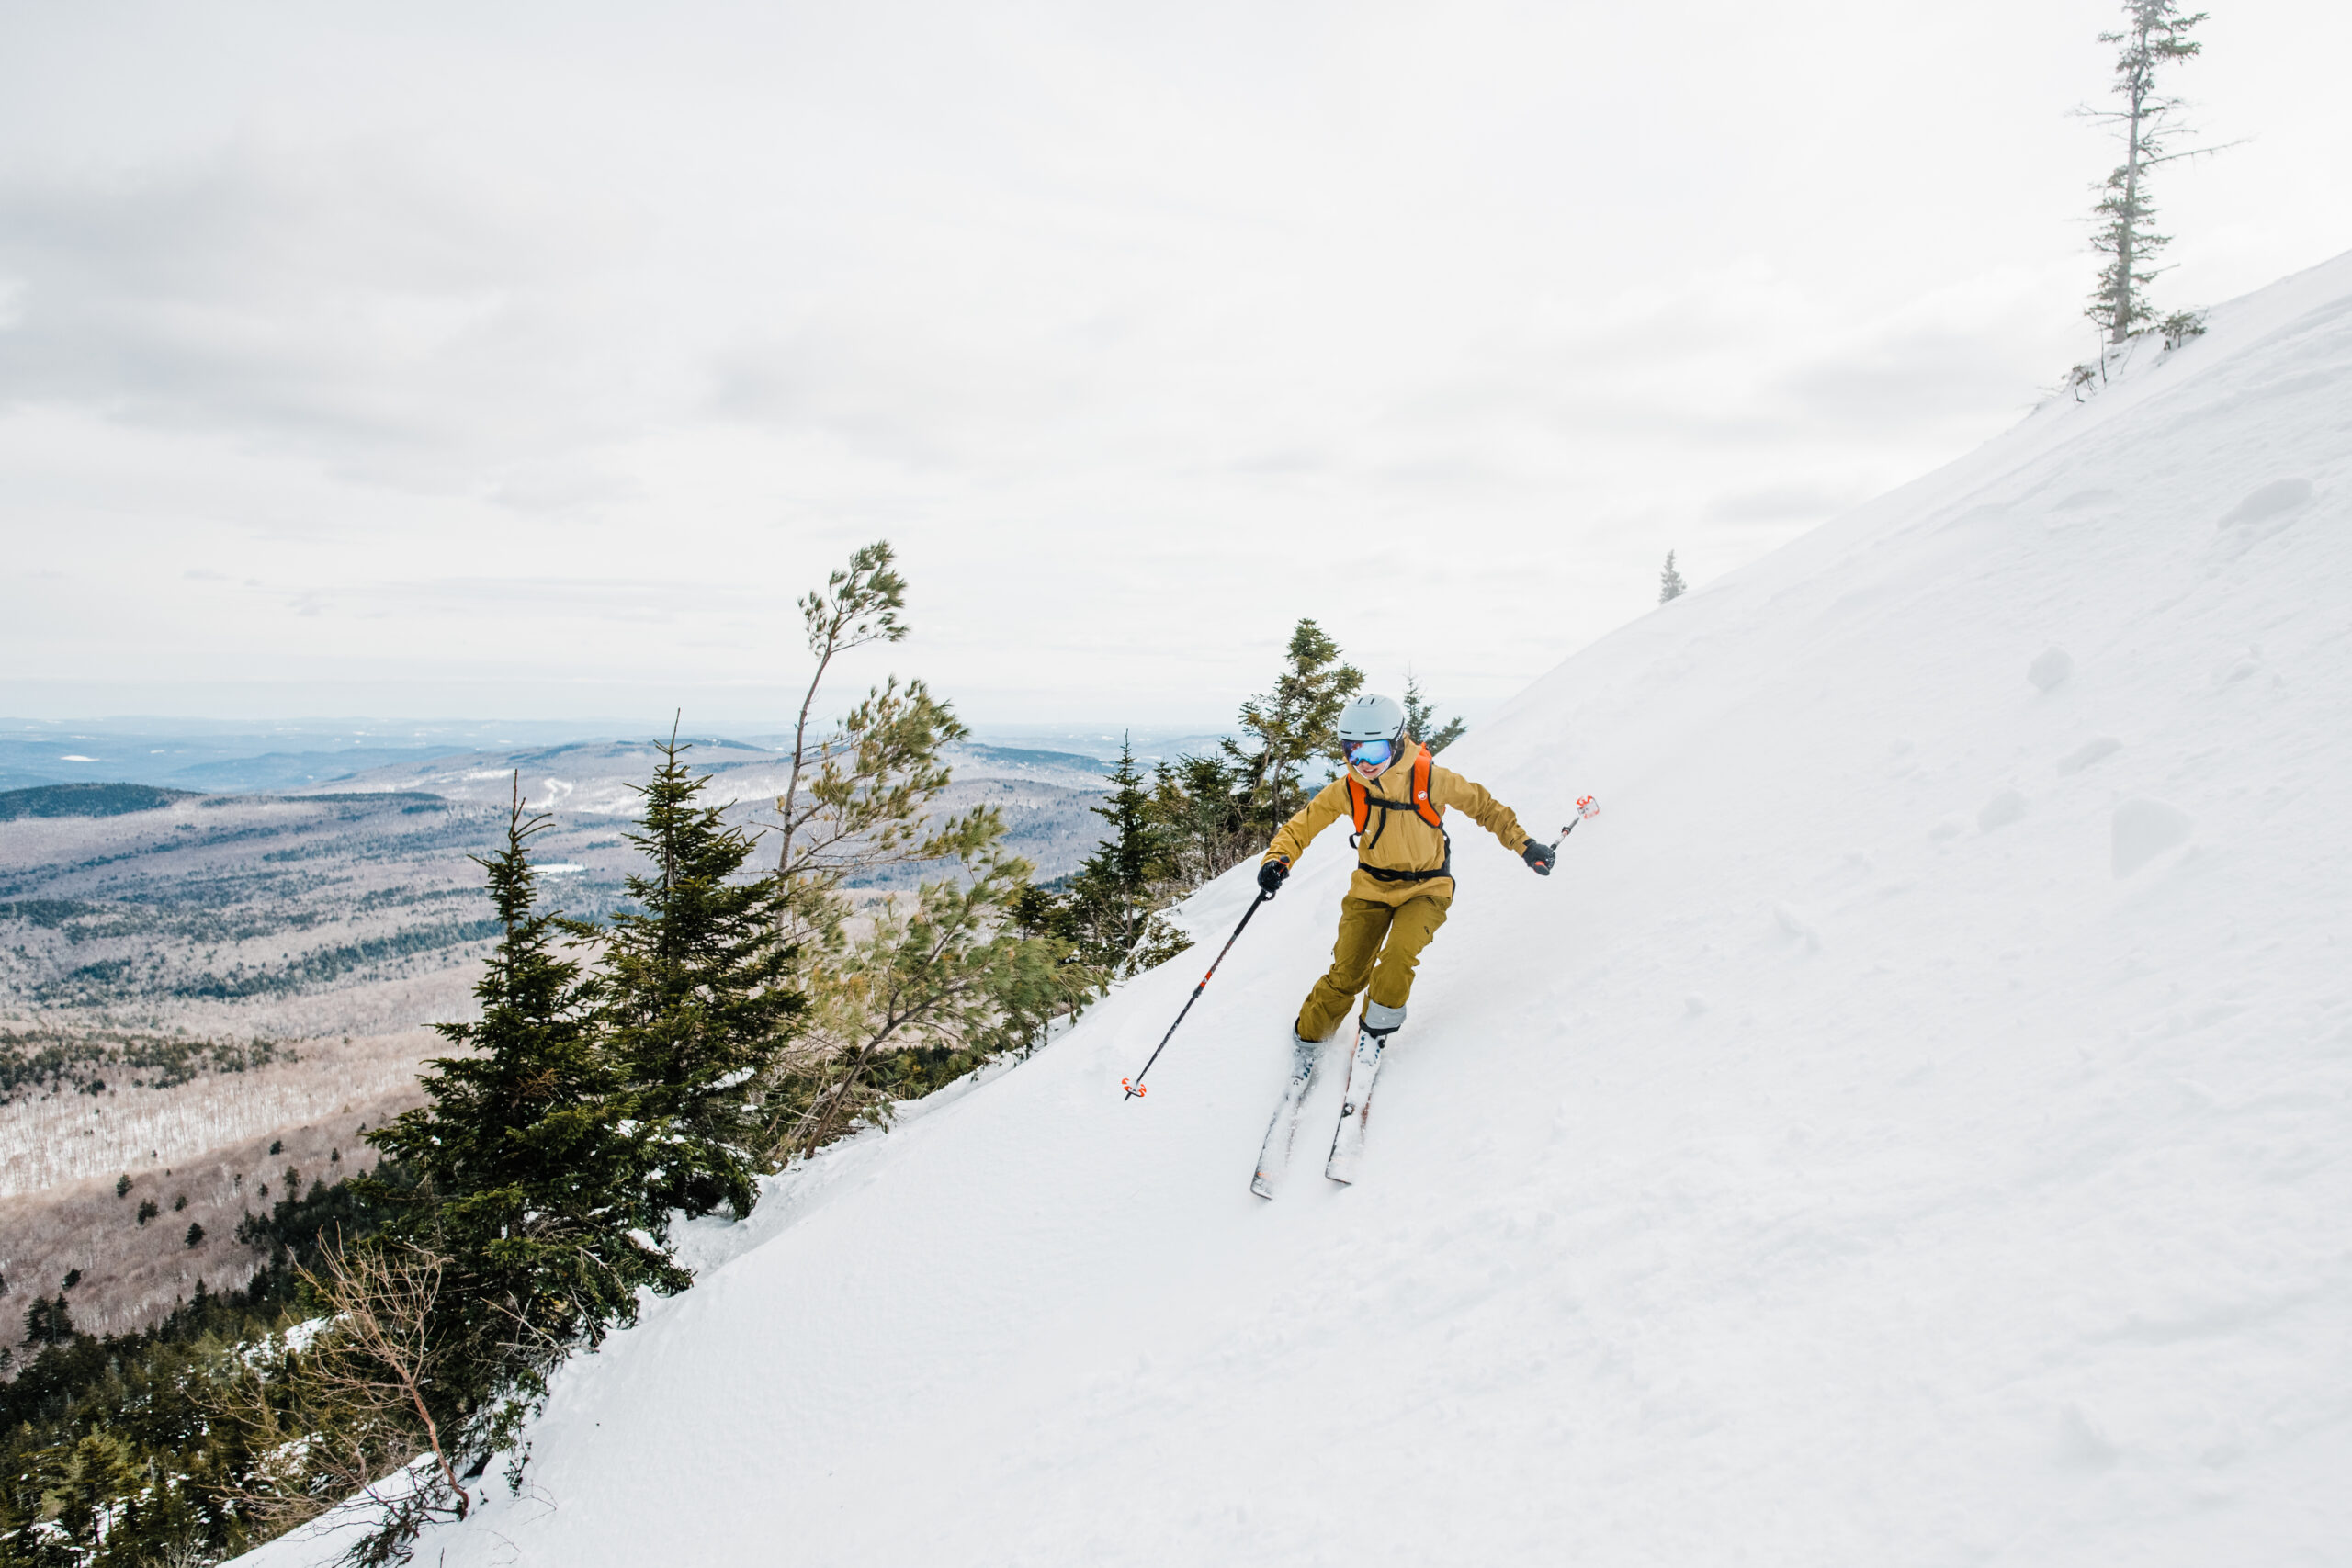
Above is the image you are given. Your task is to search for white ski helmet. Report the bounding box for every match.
[1337,693,1406,747]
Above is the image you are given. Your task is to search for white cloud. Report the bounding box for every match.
[1,0,2347,724]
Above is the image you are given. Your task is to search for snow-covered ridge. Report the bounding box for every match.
[243,252,2352,1567]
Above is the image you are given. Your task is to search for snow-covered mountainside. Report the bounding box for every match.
[244,254,2352,1567]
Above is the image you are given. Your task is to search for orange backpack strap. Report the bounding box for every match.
[1408,748,1442,829]
[1346,750,1442,847]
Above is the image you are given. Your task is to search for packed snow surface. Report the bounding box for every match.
[243,255,2352,1566]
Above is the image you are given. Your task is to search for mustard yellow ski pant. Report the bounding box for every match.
[1295,893,1452,1043]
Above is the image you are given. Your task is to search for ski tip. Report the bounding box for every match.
[1250,1177,1275,1200]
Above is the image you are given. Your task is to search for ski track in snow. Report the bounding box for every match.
[240,255,2352,1567]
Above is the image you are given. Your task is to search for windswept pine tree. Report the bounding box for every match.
[758,541,1088,1161]
[1659,550,1687,603]
[770,539,967,953]
[2082,1,2217,345]
[598,737,802,1220]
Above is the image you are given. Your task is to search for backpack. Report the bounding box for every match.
[1345,748,1451,883]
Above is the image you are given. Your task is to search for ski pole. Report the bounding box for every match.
[1552,795,1600,847]
[1122,888,1274,1100]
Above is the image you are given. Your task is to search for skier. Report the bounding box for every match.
[1253,694,1554,1179]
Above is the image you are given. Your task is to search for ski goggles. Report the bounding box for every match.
[1342,737,1396,768]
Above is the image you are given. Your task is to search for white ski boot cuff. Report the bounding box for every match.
[1362,999,1407,1037]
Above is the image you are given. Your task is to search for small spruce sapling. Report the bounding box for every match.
[1659,551,1688,604]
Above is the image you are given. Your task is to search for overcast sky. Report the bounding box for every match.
[2,0,2346,730]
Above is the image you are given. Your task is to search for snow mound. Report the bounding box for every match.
[241,253,2352,1567]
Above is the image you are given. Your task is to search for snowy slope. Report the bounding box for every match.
[243,254,2352,1568]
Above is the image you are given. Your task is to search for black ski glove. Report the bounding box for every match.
[1521,838,1556,876]
[1257,857,1290,896]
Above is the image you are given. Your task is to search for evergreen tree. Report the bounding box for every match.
[756,542,1087,1165]
[2083,1,2216,344]
[368,784,688,1371]
[1659,550,1687,603]
[1223,618,1363,833]
[1402,675,1468,753]
[1010,881,1084,945]
[1067,736,1166,967]
[600,737,802,1220]
[21,1293,74,1347]
[1146,753,1255,886]
[776,544,909,890]
[771,540,967,951]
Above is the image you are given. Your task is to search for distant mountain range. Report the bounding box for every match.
[0,720,1231,795]
[0,718,610,794]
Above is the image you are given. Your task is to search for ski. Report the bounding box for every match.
[1324,1025,1389,1184]
[1250,1035,1321,1199]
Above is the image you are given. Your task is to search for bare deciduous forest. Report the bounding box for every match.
[0,741,1115,1338]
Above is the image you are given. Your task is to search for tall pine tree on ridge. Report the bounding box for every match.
[2081,1,2222,346]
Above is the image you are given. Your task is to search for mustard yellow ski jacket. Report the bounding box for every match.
[1262,739,1530,906]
